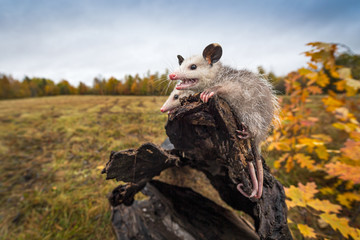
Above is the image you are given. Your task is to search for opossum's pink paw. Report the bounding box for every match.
[237,131,250,139]
[236,122,250,140]
[236,130,250,139]
[200,91,215,103]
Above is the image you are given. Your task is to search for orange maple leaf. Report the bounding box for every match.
[325,162,360,184]
[293,153,315,170]
[340,140,360,161]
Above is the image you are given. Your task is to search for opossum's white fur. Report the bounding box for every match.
[161,87,194,113]
[173,56,279,147]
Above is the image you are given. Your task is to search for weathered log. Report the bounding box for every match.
[102,94,292,240]
[166,94,291,240]
[110,180,259,240]
[102,143,180,184]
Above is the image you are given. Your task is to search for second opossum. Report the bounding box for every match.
[160,87,194,114]
[168,43,279,199]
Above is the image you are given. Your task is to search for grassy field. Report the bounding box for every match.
[0,96,172,239]
[1,95,358,239]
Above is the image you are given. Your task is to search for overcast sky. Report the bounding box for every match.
[1,0,359,86]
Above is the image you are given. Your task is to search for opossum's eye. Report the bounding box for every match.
[190,64,197,70]
[174,94,179,100]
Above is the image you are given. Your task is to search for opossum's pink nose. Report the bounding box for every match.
[160,107,165,113]
[169,73,178,80]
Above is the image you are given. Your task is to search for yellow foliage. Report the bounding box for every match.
[285,158,294,173]
[307,63,318,70]
[285,185,307,208]
[293,153,315,170]
[332,122,358,133]
[322,96,344,112]
[270,42,360,239]
[316,70,330,87]
[285,182,342,215]
[298,182,319,198]
[297,224,317,239]
[298,67,313,76]
[285,182,317,209]
[273,153,289,169]
[319,187,335,195]
[306,199,341,214]
[337,192,360,208]
[334,80,346,91]
[350,132,360,141]
[319,213,360,239]
[297,137,325,152]
[311,134,332,143]
[268,141,292,152]
[315,145,329,160]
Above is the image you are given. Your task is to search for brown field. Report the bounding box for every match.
[0,96,172,239]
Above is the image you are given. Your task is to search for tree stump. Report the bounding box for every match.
[102,94,292,240]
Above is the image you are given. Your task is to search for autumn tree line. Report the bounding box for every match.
[0,71,174,100]
[1,51,359,100]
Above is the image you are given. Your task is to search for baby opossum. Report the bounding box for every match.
[160,87,194,114]
[169,43,279,199]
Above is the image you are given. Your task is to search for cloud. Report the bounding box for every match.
[0,0,359,85]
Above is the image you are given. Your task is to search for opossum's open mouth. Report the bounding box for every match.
[176,79,198,90]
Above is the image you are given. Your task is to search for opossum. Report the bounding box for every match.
[168,43,279,199]
[160,87,194,114]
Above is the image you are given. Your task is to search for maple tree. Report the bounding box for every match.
[268,42,360,239]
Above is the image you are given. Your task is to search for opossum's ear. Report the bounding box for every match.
[177,55,184,65]
[203,43,222,65]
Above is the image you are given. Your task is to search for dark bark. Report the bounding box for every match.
[110,180,259,240]
[102,143,180,184]
[102,94,292,240]
[165,94,292,240]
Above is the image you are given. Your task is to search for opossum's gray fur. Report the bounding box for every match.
[215,65,279,147]
[174,56,279,148]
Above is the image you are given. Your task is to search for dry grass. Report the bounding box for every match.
[0,95,169,239]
